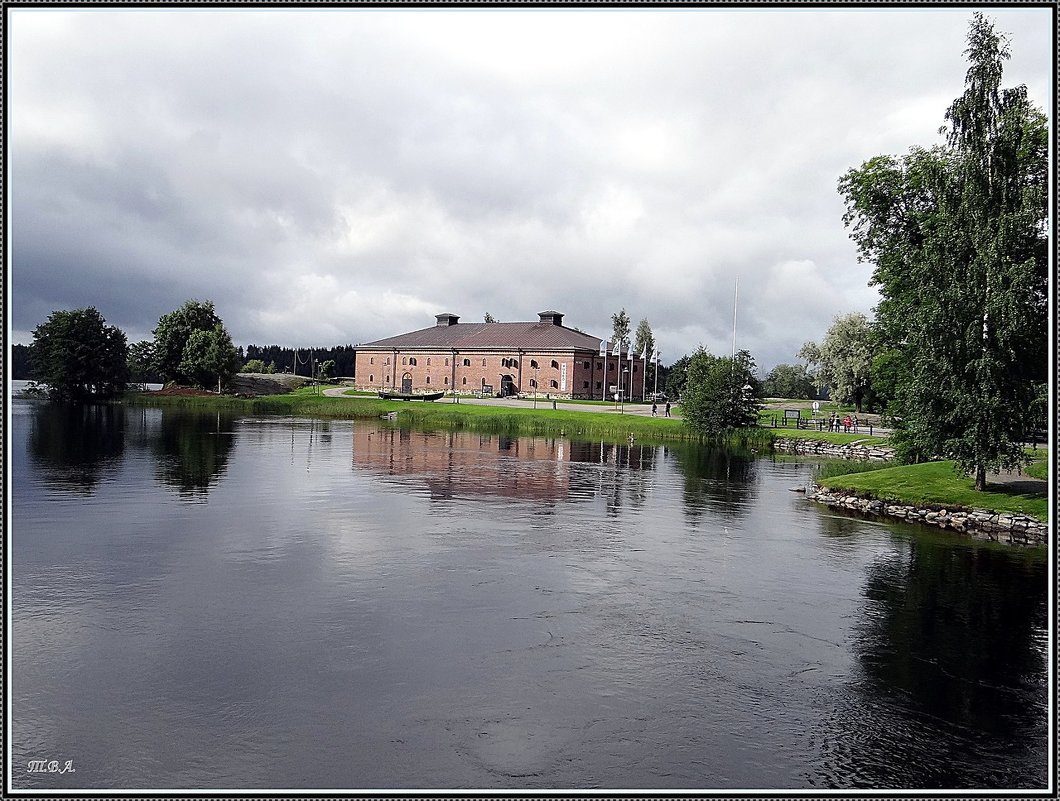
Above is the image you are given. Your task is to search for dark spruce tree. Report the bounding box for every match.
[838,13,1047,490]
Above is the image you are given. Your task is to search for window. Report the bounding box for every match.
[596,381,602,389]
[608,363,615,371]
[402,357,407,366]
[550,379,558,389]
[530,378,537,388]
[426,358,431,366]
[409,357,417,366]
[583,361,590,369]
[370,375,374,382]
[551,360,559,369]
[462,377,467,385]
[445,358,450,366]
[596,362,602,370]
[385,357,390,365]
[426,376,431,384]
[530,359,538,369]
[463,358,471,367]
[370,357,374,365]
[444,377,449,385]
[482,358,487,367]
[583,381,590,388]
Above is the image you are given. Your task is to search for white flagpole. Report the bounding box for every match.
[653,348,660,397]
[628,345,633,402]
[732,277,739,360]
[600,339,607,401]
[641,345,648,400]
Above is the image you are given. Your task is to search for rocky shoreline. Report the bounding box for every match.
[805,485,1047,547]
[772,437,895,461]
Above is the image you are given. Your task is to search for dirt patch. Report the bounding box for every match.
[150,385,217,397]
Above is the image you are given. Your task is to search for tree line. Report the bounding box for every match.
[19,299,360,400]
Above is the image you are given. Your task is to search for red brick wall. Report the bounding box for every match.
[354,348,643,399]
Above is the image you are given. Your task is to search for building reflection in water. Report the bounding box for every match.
[349,427,659,509]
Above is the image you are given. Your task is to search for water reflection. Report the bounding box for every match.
[151,410,236,498]
[27,402,126,494]
[809,533,1049,789]
[668,442,759,522]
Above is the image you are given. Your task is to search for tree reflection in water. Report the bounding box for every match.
[809,530,1048,789]
[152,410,237,498]
[28,402,126,494]
[667,442,760,524]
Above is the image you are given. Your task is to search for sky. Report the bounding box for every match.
[6,5,1053,372]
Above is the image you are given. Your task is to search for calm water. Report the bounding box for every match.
[8,399,1050,791]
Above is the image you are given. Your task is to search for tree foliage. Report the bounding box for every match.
[838,13,1047,489]
[762,363,816,400]
[611,308,631,349]
[152,300,238,390]
[681,348,761,435]
[178,324,239,391]
[800,313,876,411]
[29,307,129,401]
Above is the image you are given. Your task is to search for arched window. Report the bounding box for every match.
[550,379,559,389]
[409,357,417,366]
[530,378,537,388]
[463,358,471,367]
[370,357,374,365]
[551,360,559,369]
[444,377,449,385]
[402,357,407,365]
[445,358,450,366]
[426,376,431,384]
[482,358,487,367]
[426,357,431,366]
[530,359,538,369]
[385,357,390,365]
[370,375,374,382]
[462,377,467,385]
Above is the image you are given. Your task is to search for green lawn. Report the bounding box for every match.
[818,460,1048,521]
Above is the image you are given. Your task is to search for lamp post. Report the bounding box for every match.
[534,364,539,409]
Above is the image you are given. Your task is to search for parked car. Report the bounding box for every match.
[648,392,668,402]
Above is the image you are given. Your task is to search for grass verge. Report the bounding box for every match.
[818,460,1048,522]
[123,389,772,447]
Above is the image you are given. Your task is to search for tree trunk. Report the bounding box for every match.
[974,464,987,492]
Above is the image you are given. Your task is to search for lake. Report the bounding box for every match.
[7,398,1050,791]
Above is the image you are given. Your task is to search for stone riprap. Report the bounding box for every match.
[773,438,896,461]
[806,485,1047,547]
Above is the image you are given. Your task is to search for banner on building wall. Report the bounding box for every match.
[560,363,567,392]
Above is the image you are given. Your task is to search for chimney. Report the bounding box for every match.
[538,310,564,326]
[435,313,460,327]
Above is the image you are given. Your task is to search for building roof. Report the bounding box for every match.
[361,320,605,352]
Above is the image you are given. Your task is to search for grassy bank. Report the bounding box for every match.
[123,389,773,447]
[818,460,1048,522]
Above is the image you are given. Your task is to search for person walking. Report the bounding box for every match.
[651,402,658,417]
[843,414,852,433]
[665,401,671,418]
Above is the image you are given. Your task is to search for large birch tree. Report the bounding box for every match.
[838,13,1047,489]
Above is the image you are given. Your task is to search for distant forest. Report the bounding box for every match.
[10,343,358,381]
[240,344,357,378]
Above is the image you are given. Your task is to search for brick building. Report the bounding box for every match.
[354,311,645,400]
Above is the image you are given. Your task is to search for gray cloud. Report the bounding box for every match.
[8,7,1052,370]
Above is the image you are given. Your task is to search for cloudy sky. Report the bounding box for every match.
[7,5,1052,371]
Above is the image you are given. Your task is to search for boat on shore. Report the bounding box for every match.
[378,390,445,402]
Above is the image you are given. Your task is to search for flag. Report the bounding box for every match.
[612,339,621,357]
[653,348,660,364]
[640,345,648,361]
[599,340,607,357]
[628,346,633,362]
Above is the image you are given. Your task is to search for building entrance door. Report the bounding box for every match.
[401,373,413,394]
[500,375,515,396]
